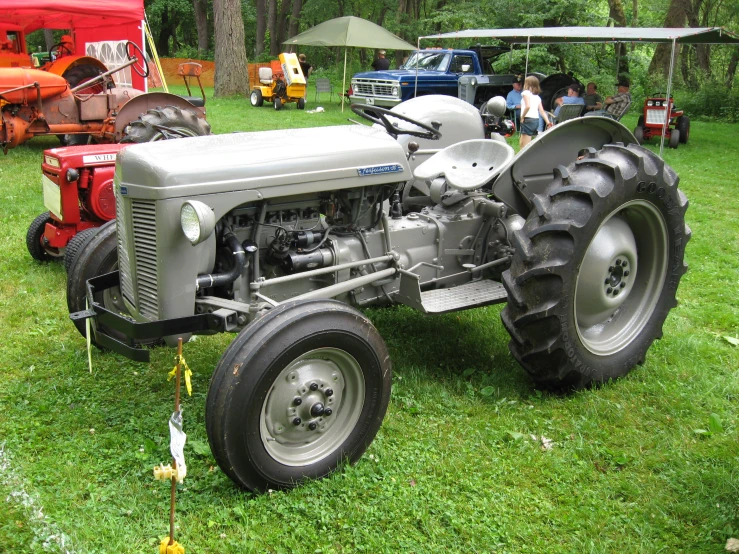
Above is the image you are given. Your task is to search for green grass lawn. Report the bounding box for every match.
[0,87,737,553]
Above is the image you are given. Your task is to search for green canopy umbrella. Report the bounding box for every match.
[284,16,417,110]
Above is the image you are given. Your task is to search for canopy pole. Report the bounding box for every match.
[341,47,347,113]
[524,37,531,77]
[509,44,513,71]
[659,38,677,156]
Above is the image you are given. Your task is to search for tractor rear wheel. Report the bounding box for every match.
[501,144,689,389]
[26,212,62,262]
[66,221,161,347]
[63,64,105,94]
[669,129,680,149]
[206,299,392,492]
[274,97,283,110]
[250,89,264,107]
[676,116,690,144]
[633,126,644,144]
[122,106,211,143]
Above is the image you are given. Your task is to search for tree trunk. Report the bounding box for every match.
[727,46,739,88]
[193,0,209,55]
[157,7,172,57]
[44,29,54,51]
[276,0,292,49]
[287,0,303,42]
[607,0,629,77]
[649,0,690,76]
[213,0,250,97]
[256,0,266,57]
[630,0,638,51]
[268,0,278,56]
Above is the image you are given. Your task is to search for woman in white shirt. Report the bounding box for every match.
[519,75,552,149]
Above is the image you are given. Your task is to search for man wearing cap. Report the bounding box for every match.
[372,50,390,71]
[587,78,631,118]
[506,75,523,129]
[553,83,586,117]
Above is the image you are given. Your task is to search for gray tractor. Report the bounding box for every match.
[68,95,689,493]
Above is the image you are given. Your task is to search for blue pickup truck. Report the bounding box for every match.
[349,47,519,108]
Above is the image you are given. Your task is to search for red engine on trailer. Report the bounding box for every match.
[26,143,126,262]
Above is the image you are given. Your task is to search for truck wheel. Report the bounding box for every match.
[250,89,263,107]
[26,212,62,262]
[66,221,160,347]
[676,116,690,144]
[64,227,100,275]
[501,144,689,389]
[122,106,211,143]
[669,129,680,149]
[206,299,392,492]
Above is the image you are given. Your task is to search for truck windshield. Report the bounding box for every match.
[401,52,451,72]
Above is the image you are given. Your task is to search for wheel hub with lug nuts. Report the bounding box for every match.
[574,200,668,357]
[260,348,364,466]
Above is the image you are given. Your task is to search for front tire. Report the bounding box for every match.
[633,126,644,144]
[26,212,62,262]
[274,97,283,110]
[669,129,680,149]
[676,115,690,144]
[66,221,160,347]
[501,144,689,389]
[206,300,392,492]
[122,106,211,143]
[297,97,306,110]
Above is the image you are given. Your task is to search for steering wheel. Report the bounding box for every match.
[125,41,149,78]
[351,104,442,140]
[49,43,73,60]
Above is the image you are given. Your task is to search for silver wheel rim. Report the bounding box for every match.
[574,200,668,356]
[260,347,365,466]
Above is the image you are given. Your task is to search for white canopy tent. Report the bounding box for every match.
[420,27,739,154]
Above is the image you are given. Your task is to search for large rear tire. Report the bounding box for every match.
[501,144,689,389]
[250,89,263,107]
[206,300,392,492]
[676,115,690,144]
[122,106,211,143]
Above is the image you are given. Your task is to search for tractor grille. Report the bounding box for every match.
[116,193,134,306]
[130,200,159,319]
[646,109,667,125]
[351,78,398,98]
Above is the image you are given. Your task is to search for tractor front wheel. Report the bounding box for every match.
[206,300,392,492]
[501,144,689,389]
[274,97,283,110]
[297,98,306,110]
[676,115,690,144]
[633,126,644,144]
[26,212,63,262]
[122,106,211,143]
[250,89,264,107]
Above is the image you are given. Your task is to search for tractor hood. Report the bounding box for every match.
[116,125,411,200]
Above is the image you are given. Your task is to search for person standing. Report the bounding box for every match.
[519,75,552,149]
[371,50,390,71]
[506,75,523,129]
[582,82,603,113]
[298,53,312,99]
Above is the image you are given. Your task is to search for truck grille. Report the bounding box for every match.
[352,78,398,98]
[131,201,159,319]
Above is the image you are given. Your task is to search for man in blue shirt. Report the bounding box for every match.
[506,75,523,128]
[553,83,586,118]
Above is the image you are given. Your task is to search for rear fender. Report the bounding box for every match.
[44,56,108,77]
[113,93,206,141]
[491,117,637,217]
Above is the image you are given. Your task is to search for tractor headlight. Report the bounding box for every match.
[647,101,653,106]
[180,200,215,245]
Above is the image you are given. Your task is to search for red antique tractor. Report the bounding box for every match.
[633,93,690,149]
[1,41,209,152]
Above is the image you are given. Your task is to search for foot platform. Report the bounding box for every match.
[397,275,507,314]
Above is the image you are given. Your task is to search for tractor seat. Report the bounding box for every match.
[414,139,515,191]
[180,96,204,108]
[258,67,273,85]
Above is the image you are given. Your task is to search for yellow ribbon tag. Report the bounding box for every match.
[85,298,93,374]
[167,355,193,396]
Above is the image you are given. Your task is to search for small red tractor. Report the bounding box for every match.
[633,93,690,149]
[1,41,209,152]
[27,143,128,263]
